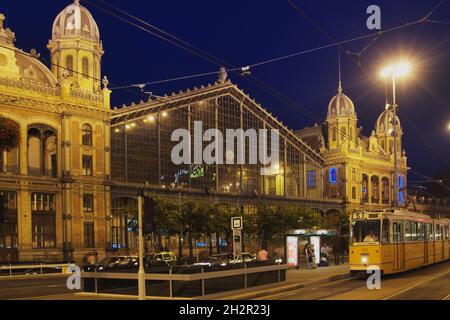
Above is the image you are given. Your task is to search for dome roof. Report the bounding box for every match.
[327,82,356,118]
[375,107,402,135]
[52,0,100,43]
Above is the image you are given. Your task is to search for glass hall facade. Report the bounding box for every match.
[110,82,325,200]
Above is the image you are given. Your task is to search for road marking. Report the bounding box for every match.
[382,269,450,300]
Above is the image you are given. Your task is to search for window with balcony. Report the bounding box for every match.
[84,222,95,248]
[31,193,56,249]
[82,155,93,176]
[82,124,92,146]
[83,194,94,212]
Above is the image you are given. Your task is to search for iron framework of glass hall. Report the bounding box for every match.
[110,81,330,201]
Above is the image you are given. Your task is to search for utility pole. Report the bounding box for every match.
[392,72,398,210]
[137,194,146,300]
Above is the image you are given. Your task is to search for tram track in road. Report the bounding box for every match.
[256,261,450,300]
[254,277,366,300]
[383,268,450,300]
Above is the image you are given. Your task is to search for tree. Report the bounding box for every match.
[153,196,181,252]
[180,200,198,258]
[0,118,20,151]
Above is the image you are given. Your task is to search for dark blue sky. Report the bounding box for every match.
[2,0,449,179]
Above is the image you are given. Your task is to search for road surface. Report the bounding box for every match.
[256,260,450,300]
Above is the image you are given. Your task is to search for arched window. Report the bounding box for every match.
[66,55,74,76]
[82,124,92,146]
[82,57,89,79]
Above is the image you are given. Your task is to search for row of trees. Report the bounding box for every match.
[128,196,347,258]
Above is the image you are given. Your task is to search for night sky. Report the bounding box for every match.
[2,0,449,182]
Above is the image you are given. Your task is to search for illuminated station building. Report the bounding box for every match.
[4,0,443,263]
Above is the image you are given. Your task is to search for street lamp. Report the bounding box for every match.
[380,61,411,209]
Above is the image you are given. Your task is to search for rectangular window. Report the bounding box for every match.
[426,223,433,241]
[82,155,93,176]
[381,219,390,244]
[84,222,95,248]
[352,187,356,200]
[31,193,56,249]
[307,170,316,189]
[435,224,442,241]
[417,223,425,241]
[393,221,403,242]
[83,194,94,212]
[411,222,418,241]
[404,221,412,242]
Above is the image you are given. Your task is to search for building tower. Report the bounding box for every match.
[326,59,358,150]
[48,0,103,93]
[375,106,403,157]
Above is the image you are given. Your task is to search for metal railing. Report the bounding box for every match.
[82,263,289,298]
[0,263,74,277]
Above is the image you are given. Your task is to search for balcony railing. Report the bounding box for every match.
[0,165,20,175]
[27,167,58,178]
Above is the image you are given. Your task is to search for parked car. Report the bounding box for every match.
[85,256,138,272]
[145,251,177,267]
[193,252,257,267]
[229,252,257,265]
[193,253,234,267]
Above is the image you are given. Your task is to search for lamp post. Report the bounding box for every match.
[380,62,411,209]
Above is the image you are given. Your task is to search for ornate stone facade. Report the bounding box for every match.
[0,1,111,263]
[296,80,408,213]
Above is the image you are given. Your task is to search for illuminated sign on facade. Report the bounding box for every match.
[329,167,337,184]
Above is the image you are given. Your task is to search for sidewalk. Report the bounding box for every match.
[198,263,350,300]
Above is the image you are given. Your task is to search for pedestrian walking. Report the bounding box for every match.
[257,248,269,261]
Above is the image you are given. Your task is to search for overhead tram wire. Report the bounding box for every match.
[109,70,223,90]
[409,169,450,193]
[398,109,450,169]
[84,0,431,158]
[287,0,450,175]
[85,0,444,164]
[85,0,367,153]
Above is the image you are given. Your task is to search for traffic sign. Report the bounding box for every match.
[231,216,243,230]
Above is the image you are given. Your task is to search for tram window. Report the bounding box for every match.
[411,222,418,241]
[404,221,412,242]
[351,220,380,243]
[426,224,433,241]
[417,223,425,241]
[435,225,442,241]
[381,219,390,244]
[445,226,449,240]
[393,222,403,242]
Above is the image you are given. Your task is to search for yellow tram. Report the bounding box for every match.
[349,209,450,275]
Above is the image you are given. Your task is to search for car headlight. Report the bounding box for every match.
[361,255,369,264]
[220,262,227,267]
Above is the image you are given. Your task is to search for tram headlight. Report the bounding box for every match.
[361,255,369,264]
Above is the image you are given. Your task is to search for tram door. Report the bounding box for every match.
[393,221,404,271]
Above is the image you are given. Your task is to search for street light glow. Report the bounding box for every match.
[380,61,412,78]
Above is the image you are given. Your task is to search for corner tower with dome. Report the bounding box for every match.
[0,1,112,263]
[296,71,408,214]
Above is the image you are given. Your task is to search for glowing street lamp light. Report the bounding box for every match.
[380,60,412,209]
